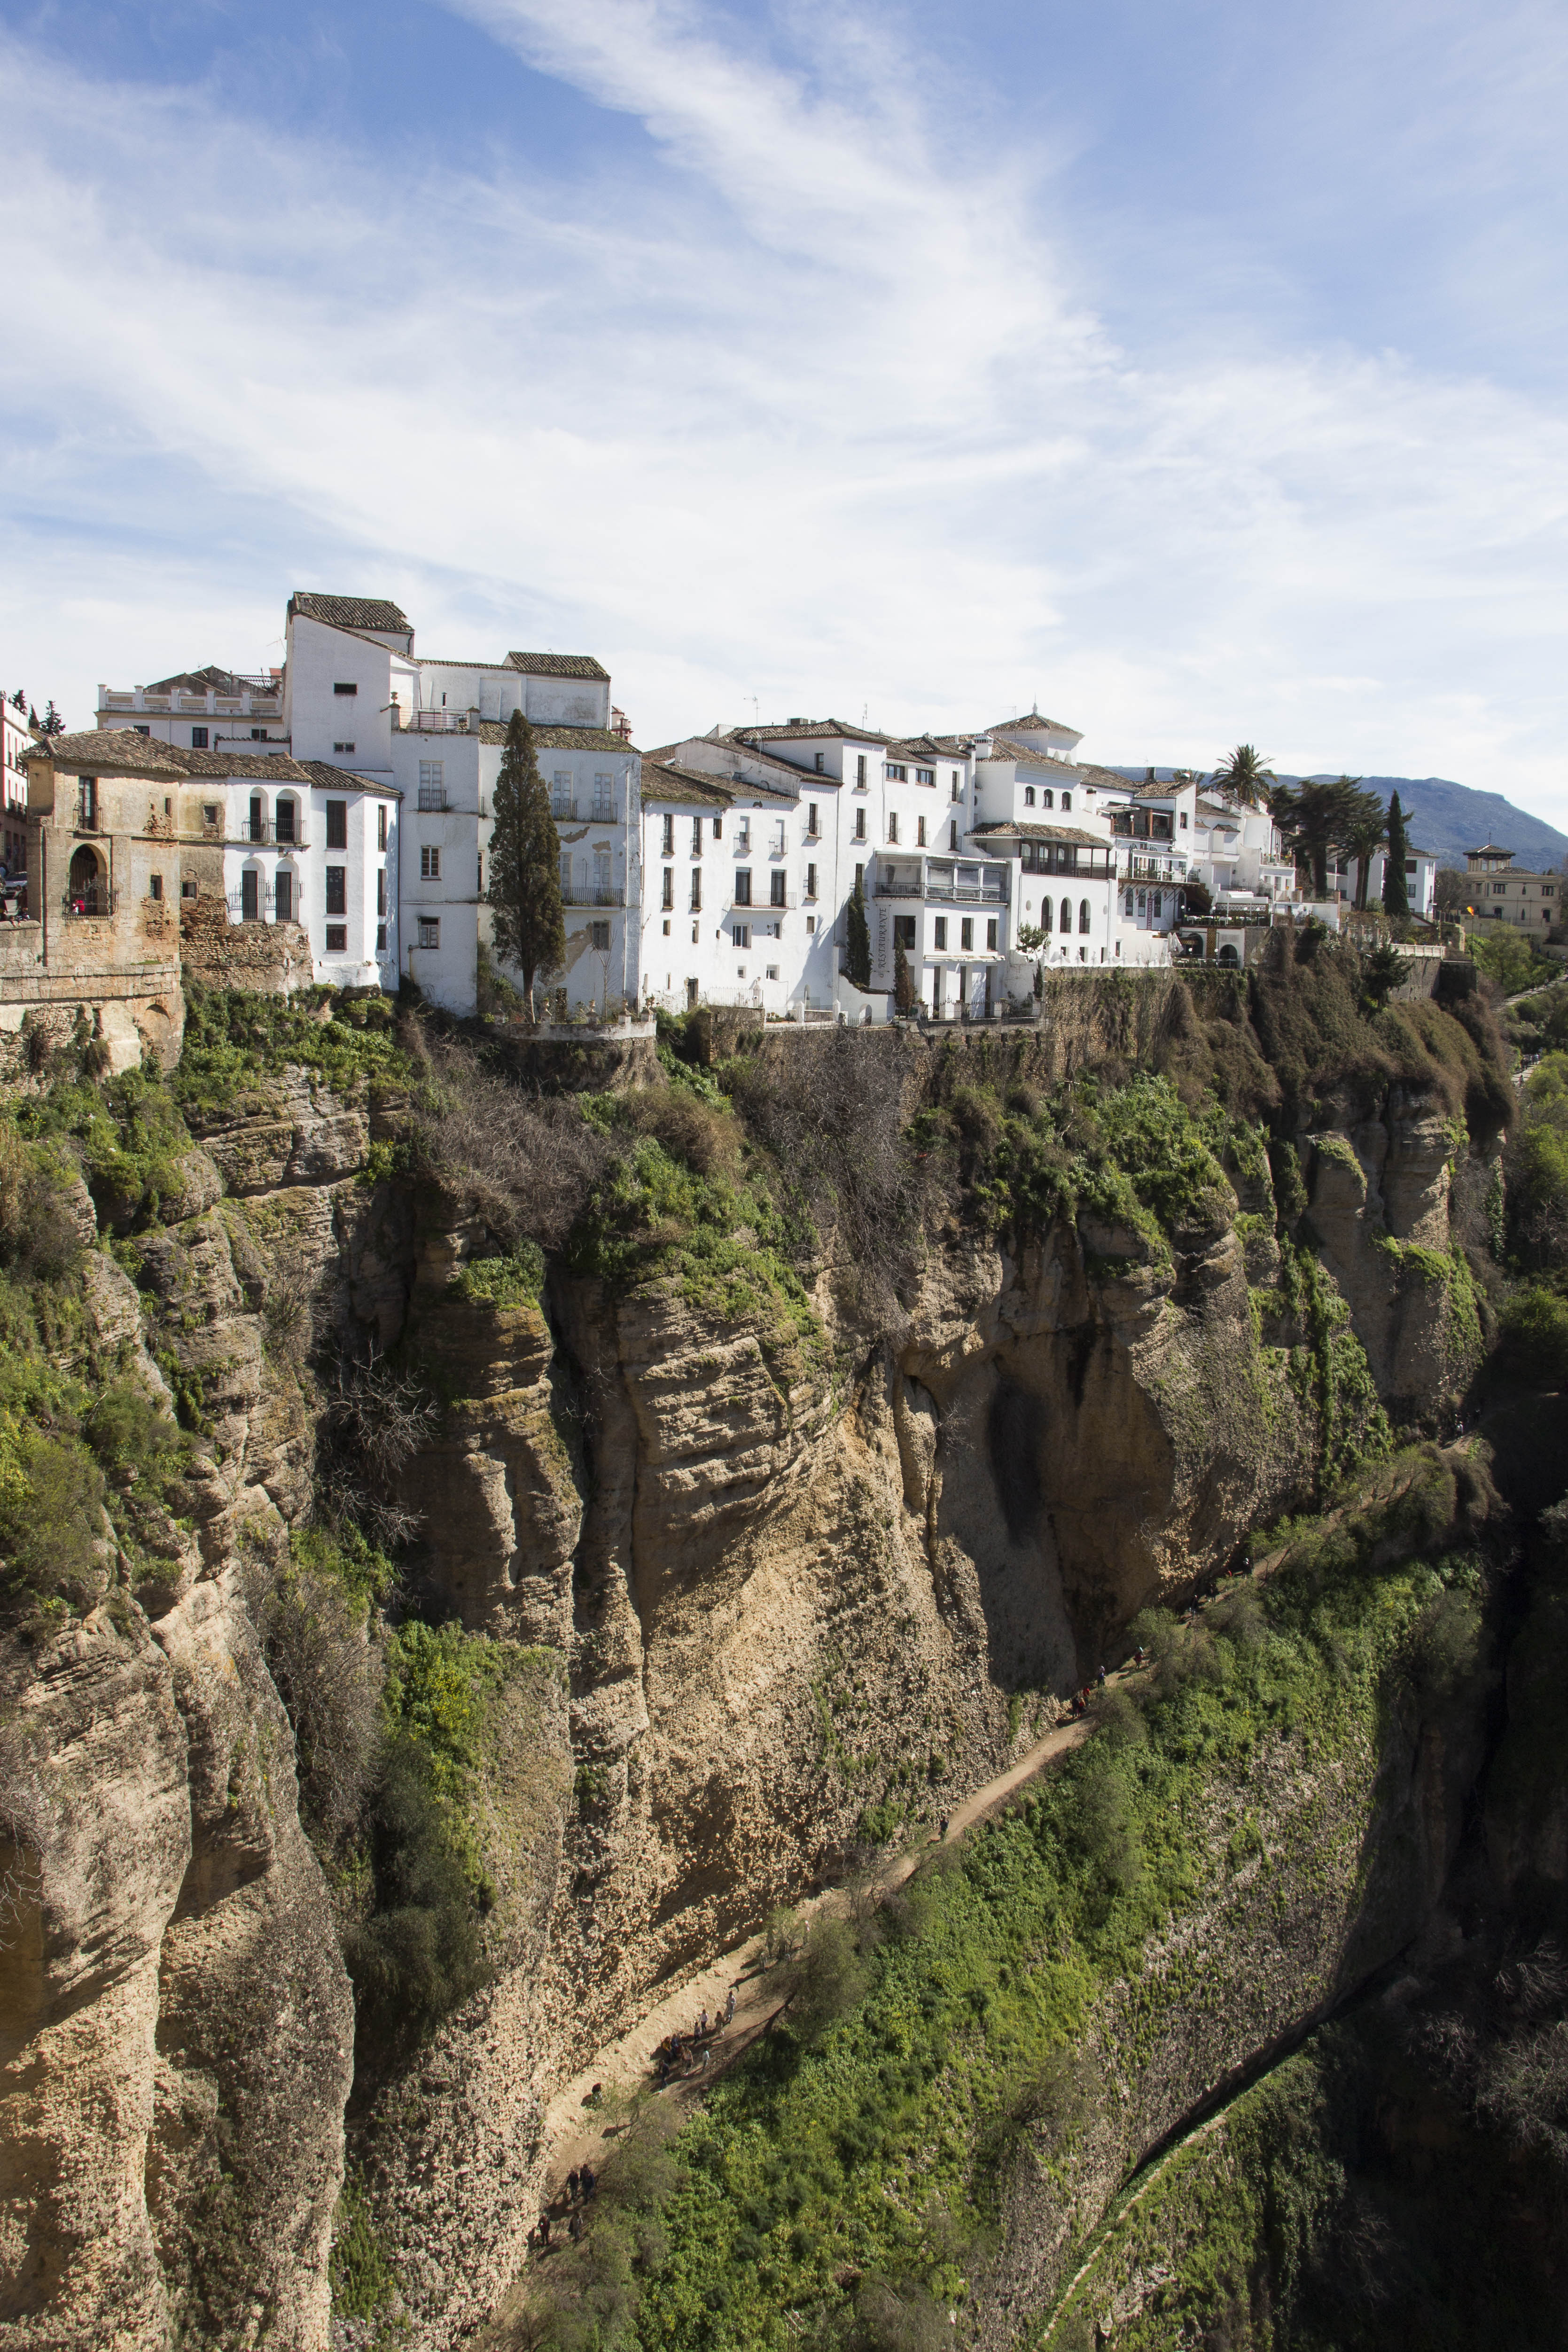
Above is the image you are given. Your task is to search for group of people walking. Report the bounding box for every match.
[532,2164,597,2251]
[651,1984,737,2087]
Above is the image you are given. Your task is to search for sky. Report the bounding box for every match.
[1,0,1566,821]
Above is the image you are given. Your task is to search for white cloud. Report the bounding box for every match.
[0,3,1565,828]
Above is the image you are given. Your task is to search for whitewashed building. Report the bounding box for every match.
[2,694,32,876]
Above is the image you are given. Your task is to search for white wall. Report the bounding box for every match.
[216,773,395,986]
[284,615,396,776]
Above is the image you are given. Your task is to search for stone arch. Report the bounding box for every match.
[67,843,107,912]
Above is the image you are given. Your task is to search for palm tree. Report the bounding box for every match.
[1209,744,1276,806]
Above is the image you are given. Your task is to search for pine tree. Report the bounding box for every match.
[894,938,914,1014]
[1382,791,1410,919]
[39,700,64,737]
[487,710,565,1022]
[846,874,871,987]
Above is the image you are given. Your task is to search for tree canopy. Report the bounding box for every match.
[487,710,565,1021]
[1210,744,1276,805]
[845,873,871,988]
[1383,791,1410,919]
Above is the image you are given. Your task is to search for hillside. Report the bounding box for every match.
[1113,768,1568,871]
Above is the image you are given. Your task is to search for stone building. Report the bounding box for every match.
[1459,844,1561,930]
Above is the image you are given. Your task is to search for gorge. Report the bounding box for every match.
[2,934,1565,2352]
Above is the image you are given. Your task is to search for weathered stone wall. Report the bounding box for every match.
[179,896,313,996]
[0,918,182,1076]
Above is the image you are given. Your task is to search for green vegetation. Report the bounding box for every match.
[173,979,408,1113]
[1466,925,1558,997]
[448,1240,546,1307]
[330,2164,408,2344]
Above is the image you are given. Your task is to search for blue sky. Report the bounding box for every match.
[2,0,1565,820]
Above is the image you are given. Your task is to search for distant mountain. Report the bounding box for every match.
[1107,770,1568,873]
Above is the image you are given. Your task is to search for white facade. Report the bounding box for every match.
[2,696,31,874]
[1329,844,1439,922]
[96,666,289,757]
[212,767,396,986]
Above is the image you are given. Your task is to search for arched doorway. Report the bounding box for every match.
[68,845,106,915]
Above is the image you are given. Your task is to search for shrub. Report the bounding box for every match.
[1498,1286,1568,1385]
[0,1125,81,1278]
[244,1532,389,1847]
[778,1913,871,2047]
[448,1242,546,1308]
[0,1423,105,1614]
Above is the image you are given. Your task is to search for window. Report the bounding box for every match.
[334,682,358,696]
[690,870,702,912]
[886,762,907,782]
[855,810,866,841]
[78,778,97,827]
[1179,812,1188,828]
[807,804,819,836]
[134,723,150,737]
[917,817,926,847]
[692,816,703,853]
[805,863,818,899]
[1125,889,1135,914]
[1060,898,1072,932]
[589,922,611,951]
[814,751,824,773]
[377,805,388,850]
[1405,859,1417,875]
[559,851,572,894]
[933,917,947,951]
[1041,900,1052,931]
[772,820,786,855]
[856,756,867,787]
[275,800,296,844]
[734,869,752,906]
[1061,793,1071,813]
[713,817,722,839]
[376,923,386,952]
[1153,892,1163,919]
[855,863,864,889]
[1137,890,1147,914]
[692,922,700,942]
[258,729,275,743]
[662,867,674,910]
[806,916,817,933]
[1042,789,1053,810]
[1079,899,1091,934]
[376,869,386,916]
[241,869,259,922]
[421,845,440,879]
[418,760,445,809]
[148,874,163,902]
[326,801,347,849]
[766,964,780,981]
[326,867,346,915]
[276,871,293,922]
[592,772,613,818]
[951,772,961,799]
[327,925,348,953]
[738,817,750,850]
[733,923,751,949]
[553,772,574,817]
[249,795,265,842]
[662,813,674,856]
[916,766,934,787]
[1024,787,1036,807]
[888,814,899,844]
[893,916,916,949]
[181,878,197,901]
[987,919,998,951]
[770,872,786,908]
[191,726,208,749]
[203,802,219,828]
[949,823,958,851]
[417,917,440,949]
[961,918,973,951]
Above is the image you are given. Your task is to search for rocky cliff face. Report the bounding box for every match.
[0,986,1506,2350]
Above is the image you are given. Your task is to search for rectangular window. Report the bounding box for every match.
[886,763,907,783]
[203,802,219,828]
[326,924,347,952]
[254,729,270,742]
[417,917,439,949]
[477,856,483,893]
[770,872,786,907]
[733,923,750,949]
[662,867,674,910]
[589,921,611,951]
[767,963,780,980]
[888,814,898,844]
[333,741,355,755]
[181,879,197,900]
[134,723,150,736]
[933,917,947,951]
[376,868,386,916]
[690,870,702,913]
[917,817,926,847]
[807,804,819,836]
[378,805,388,850]
[773,820,786,854]
[961,917,973,951]
[78,778,98,828]
[805,864,818,899]
[418,760,445,809]
[951,772,961,799]
[806,915,816,933]
[987,919,998,950]
[249,796,264,842]
[1179,811,1188,828]
[241,869,259,922]
[376,922,386,952]
[855,810,866,841]
[856,757,866,787]
[713,817,722,840]
[326,867,347,914]
[333,682,358,696]
[593,773,614,818]
[148,874,163,902]
[421,845,440,880]
[662,813,674,856]
[814,751,824,773]
[276,871,293,922]
[553,772,574,817]
[734,869,752,906]
[692,816,703,854]
[738,817,750,850]
[326,801,347,849]
[191,726,208,749]
[893,916,916,949]
[916,767,934,787]
[275,801,296,844]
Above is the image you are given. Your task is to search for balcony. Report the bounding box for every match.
[1125,854,1187,882]
[874,859,1008,905]
[561,884,624,906]
[241,819,309,847]
[100,684,281,719]
[402,710,474,733]
[417,787,449,812]
[62,886,116,917]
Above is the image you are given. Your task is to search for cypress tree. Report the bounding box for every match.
[1382,791,1410,919]
[487,710,565,1022]
[846,874,871,988]
[894,938,914,1014]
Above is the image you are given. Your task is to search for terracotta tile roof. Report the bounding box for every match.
[34,733,395,792]
[639,758,737,809]
[294,760,401,798]
[289,593,412,635]
[978,733,1084,768]
[505,651,611,681]
[695,734,818,786]
[476,722,636,752]
[142,664,268,696]
[970,820,1108,847]
[981,712,1081,738]
[739,719,892,746]
[883,737,959,763]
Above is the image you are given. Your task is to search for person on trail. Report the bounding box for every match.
[585,2082,602,2108]
[1097,1664,1107,1687]
[724,1987,736,2025]
[539,2212,552,2248]
[697,2008,709,2039]
[699,2046,711,2074]
[569,2213,582,2243]
[581,2165,596,2199]
[566,2169,579,2204]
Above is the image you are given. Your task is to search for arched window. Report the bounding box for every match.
[67,844,106,914]
[1079,899,1091,933]
[1124,888,1135,914]
[1060,898,1072,933]
[1024,786,1035,806]
[1041,788,1053,809]
[275,796,299,846]
[1061,792,1072,812]
[1040,899,1052,931]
